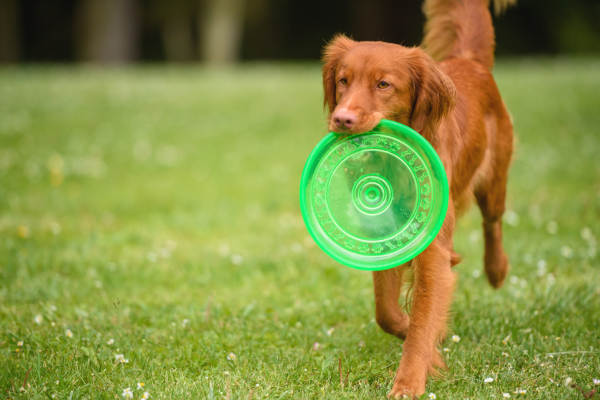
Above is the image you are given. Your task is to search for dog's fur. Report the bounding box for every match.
[321,0,515,397]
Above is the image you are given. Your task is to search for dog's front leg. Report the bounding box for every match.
[387,238,456,399]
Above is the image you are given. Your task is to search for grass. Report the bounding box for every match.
[0,58,599,399]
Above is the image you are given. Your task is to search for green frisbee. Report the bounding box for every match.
[299,119,449,271]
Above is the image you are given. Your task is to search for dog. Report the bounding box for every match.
[321,0,515,397]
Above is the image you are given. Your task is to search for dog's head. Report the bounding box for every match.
[322,35,456,142]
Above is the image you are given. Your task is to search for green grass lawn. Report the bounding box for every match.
[1,59,599,400]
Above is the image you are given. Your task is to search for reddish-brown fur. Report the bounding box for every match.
[321,0,515,397]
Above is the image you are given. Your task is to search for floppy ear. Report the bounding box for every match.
[408,50,456,143]
[322,35,356,114]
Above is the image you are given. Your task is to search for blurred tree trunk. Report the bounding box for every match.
[198,0,246,64]
[350,0,386,41]
[0,0,19,62]
[163,15,194,61]
[75,0,140,63]
[159,0,195,62]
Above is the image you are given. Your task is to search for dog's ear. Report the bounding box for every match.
[322,35,356,114]
[408,50,456,143]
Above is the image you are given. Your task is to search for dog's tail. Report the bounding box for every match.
[422,0,516,69]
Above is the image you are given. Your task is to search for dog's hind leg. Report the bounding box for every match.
[475,113,513,289]
[373,266,410,340]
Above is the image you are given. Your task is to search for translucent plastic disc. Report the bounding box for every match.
[300,120,449,271]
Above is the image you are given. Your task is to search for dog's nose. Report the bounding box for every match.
[333,110,357,130]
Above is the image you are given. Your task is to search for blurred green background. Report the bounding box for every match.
[1,60,599,398]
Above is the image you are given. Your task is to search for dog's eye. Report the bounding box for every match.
[339,78,348,86]
[378,81,390,89]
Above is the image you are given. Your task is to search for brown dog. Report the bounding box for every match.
[321,0,515,397]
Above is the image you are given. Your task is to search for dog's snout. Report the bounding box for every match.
[333,110,357,130]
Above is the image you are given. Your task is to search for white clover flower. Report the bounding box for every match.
[429,393,436,399]
[137,383,144,390]
[564,377,574,388]
[327,328,334,336]
[231,254,243,265]
[581,227,593,241]
[35,315,43,324]
[142,392,150,399]
[107,339,115,345]
[115,354,129,363]
[503,394,510,398]
[452,335,461,342]
[560,246,573,258]
[17,341,23,347]
[504,210,519,226]
[227,352,236,361]
[256,384,260,387]
[443,348,450,352]
[520,279,528,288]
[65,329,73,338]
[537,260,547,277]
[484,377,494,383]
[122,387,133,399]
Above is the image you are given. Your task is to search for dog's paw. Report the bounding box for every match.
[387,381,425,399]
[485,251,510,289]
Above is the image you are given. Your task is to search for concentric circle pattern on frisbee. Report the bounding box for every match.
[300,120,449,271]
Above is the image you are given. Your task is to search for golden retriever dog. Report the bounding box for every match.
[321,0,515,397]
